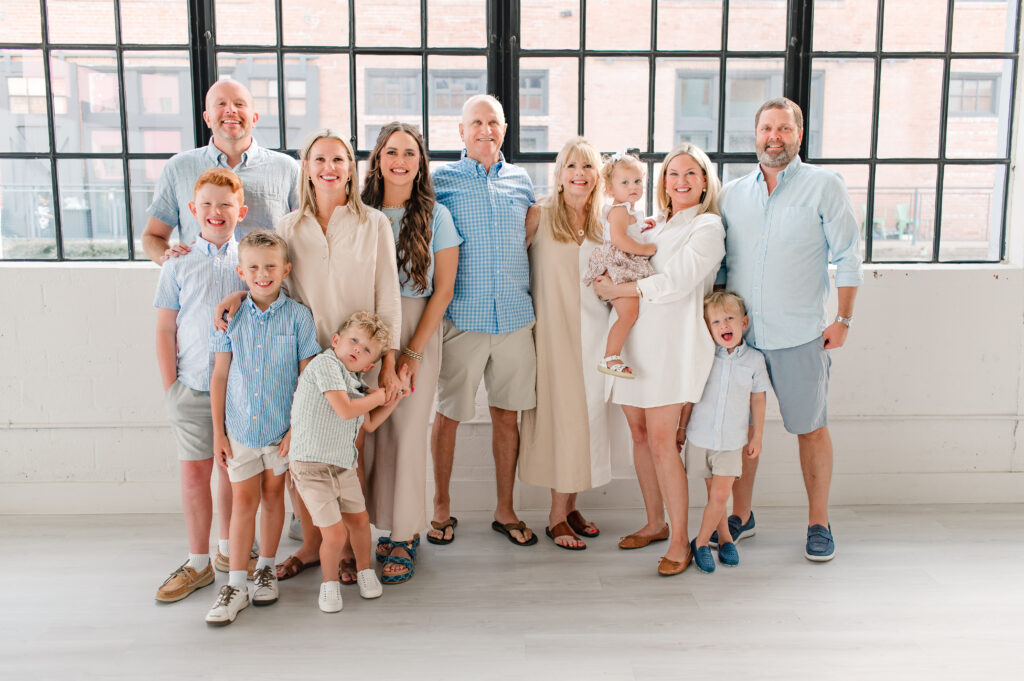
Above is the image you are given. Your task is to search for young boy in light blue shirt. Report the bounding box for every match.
[205,230,321,626]
[685,291,770,573]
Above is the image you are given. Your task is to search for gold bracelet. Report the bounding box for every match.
[636,282,643,298]
[401,347,423,361]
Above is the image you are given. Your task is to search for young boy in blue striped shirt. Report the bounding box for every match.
[206,230,321,626]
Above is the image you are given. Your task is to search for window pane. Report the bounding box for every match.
[0,159,55,259]
[952,0,1017,53]
[50,51,122,154]
[428,0,486,47]
[877,59,942,158]
[48,0,116,44]
[125,52,192,154]
[818,164,870,260]
[883,0,947,52]
[354,0,421,47]
[658,0,720,51]
[723,162,756,185]
[813,0,876,52]
[216,0,276,46]
[520,58,576,153]
[358,55,422,150]
[427,55,486,150]
[286,53,349,149]
[57,157,128,260]
[284,0,349,47]
[520,0,579,49]
[946,59,1013,159]
[871,164,936,262]
[217,54,281,149]
[586,0,651,50]
[1,50,50,153]
[724,58,784,153]
[655,58,719,154]
[584,57,649,153]
[520,161,554,202]
[120,0,188,45]
[810,59,874,159]
[129,157,167,260]
[729,0,786,51]
[939,165,1004,262]
[0,1,41,43]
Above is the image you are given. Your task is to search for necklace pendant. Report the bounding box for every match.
[577,229,584,237]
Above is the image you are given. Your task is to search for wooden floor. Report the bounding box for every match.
[2,505,1021,680]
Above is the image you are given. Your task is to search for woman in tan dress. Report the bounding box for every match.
[519,137,631,549]
[360,123,460,584]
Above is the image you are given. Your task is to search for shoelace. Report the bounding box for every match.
[214,585,238,606]
[253,566,274,588]
[161,562,190,585]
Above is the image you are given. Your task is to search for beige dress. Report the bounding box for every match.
[519,212,630,494]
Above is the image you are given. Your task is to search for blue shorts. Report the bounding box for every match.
[756,336,830,435]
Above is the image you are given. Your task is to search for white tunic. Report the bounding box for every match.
[609,206,726,409]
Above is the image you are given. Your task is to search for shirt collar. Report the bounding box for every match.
[205,137,259,167]
[193,235,236,256]
[323,348,371,392]
[716,342,749,359]
[755,155,803,185]
[459,149,506,176]
[244,290,286,316]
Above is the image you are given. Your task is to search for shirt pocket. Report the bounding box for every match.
[274,334,297,365]
[775,206,822,244]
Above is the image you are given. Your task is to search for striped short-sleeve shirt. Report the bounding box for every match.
[288,349,368,469]
[211,292,322,448]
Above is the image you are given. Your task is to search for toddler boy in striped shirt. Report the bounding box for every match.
[206,230,321,626]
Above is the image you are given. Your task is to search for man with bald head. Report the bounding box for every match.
[141,79,300,263]
[429,94,538,547]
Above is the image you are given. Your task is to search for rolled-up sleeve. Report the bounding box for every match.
[372,213,402,349]
[638,215,726,304]
[822,173,863,288]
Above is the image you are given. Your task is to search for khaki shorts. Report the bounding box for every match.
[436,318,537,423]
[684,443,743,479]
[226,437,288,483]
[289,460,366,527]
[164,380,213,462]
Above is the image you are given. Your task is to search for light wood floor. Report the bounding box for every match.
[2,505,1021,680]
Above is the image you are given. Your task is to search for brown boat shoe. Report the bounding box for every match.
[214,549,259,578]
[155,561,215,602]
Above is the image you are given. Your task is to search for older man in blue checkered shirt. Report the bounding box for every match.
[428,94,540,547]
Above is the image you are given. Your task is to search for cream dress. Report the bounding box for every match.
[519,211,631,493]
[609,205,726,409]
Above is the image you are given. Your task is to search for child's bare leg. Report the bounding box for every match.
[214,464,232,545]
[180,459,214,555]
[288,482,321,562]
[318,522,347,583]
[341,510,372,571]
[605,296,640,364]
[696,476,735,547]
[259,470,287,560]
[228,475,261,572]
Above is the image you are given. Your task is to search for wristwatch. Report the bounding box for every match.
[835,315,852,327]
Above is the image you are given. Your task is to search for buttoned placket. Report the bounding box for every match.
[248,303,276,432]
[712,354,733,451]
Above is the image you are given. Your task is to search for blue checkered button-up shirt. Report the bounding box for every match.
[211,292,322,448]
[153,236,249,392]
[432,151,535,334]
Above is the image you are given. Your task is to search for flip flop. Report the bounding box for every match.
[275,555,320,581]
[546,521,586,551]
[426,517,458,545]
[566,509,600,538]
[491,520,538,546]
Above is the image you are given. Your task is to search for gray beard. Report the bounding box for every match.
[757,148,797,168]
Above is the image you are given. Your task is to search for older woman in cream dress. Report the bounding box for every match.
[519,137,631,550]
[593,142,725,575]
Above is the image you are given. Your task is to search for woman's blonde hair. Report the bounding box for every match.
[541,136,604,244]
[655,142,720,218]
[298,129,367,222]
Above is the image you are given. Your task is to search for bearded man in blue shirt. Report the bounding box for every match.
[718,97,863,562]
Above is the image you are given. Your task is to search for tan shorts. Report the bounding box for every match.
[684,443,743,479]
[289,460,366,527]
[226,437,288,483]
[436,318,537,423]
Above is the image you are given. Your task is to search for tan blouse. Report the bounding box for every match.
[276,204,401,350]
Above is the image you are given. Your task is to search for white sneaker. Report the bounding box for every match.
[251,565,279,605]
[205,584,249,626]
[288,514,303,542]
[318,581,343,613]
[357,569,382,599]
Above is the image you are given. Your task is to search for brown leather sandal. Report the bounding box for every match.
[275,555,320,581]
[426,517,458,545]
[545,521,586,551]
[491,520,538,546]
[338,558,357,585]
[566,510,600,538]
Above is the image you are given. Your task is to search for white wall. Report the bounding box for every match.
[1,262,1022,514]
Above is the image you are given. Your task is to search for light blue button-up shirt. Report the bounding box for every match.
[382,203,463,299]
[432,150,535,334]
[147,137,300,244]
[153,236,249,392]
[719,156,863,351]
[211,292,322,448]
[687,343,772,452]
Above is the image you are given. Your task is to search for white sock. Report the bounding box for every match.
[252,537,260,553]
[187,553,210,571]
[218,539,229,556]
[228,570,247,589]
[256,556,275,572]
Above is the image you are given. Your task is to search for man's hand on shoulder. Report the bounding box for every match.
[822,321,849,349]
[161,241,193,262]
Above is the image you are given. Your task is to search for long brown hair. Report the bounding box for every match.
[362,122,434,294]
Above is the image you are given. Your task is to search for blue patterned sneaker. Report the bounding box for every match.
[709,511,755,547]
[805,524,836,562]
[717,541,739,567]
[691,539,716,573]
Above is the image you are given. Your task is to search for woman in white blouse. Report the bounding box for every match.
[593,142,725,576]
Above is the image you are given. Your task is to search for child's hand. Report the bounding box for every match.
[214,435,233,469]
[366,387,389,406]
[745,438,762,459]
[279,430,292,459]
[642,217,657,232]
[676,426,686,452]
[212,293,244,332]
